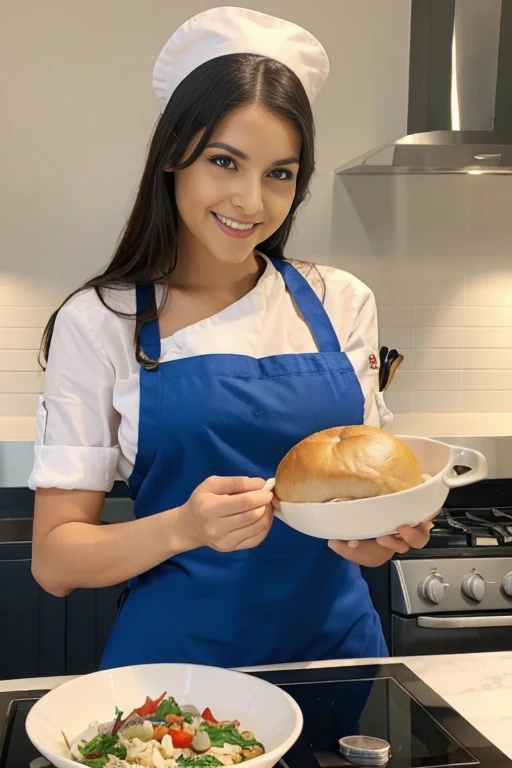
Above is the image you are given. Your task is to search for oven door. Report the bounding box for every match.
[392,613,512,656]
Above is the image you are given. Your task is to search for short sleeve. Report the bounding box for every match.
[343,284,394,429]
[28,297,121,491]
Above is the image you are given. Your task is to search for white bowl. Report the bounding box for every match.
[26,663,303,768]
[274,436,488,540]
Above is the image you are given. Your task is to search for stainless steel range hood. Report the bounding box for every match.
[337,0,512,176]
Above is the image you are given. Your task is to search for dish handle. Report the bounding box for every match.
[442,446,488,488]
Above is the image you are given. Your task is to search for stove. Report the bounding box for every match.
[1,665,510,768]
[363,480,512,657]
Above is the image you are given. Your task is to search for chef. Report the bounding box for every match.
[29,6,432,669]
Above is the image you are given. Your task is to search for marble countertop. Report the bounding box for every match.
[3,652,512,758]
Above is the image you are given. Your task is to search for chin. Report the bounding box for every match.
[208,246,258,265]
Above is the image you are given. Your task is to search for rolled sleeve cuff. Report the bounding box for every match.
[28,445,121,492]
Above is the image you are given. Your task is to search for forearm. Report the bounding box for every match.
[33,507,192,595]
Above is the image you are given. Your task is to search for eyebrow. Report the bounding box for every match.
[206,141,300,166]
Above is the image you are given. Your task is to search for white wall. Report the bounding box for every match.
[293,174,512,418]
[7,1,511,421]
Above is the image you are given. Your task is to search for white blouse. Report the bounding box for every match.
[28,256,393,492]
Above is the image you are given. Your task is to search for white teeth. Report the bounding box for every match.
[215,213,255,231]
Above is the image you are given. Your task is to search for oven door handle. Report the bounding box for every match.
[417,615,512,629]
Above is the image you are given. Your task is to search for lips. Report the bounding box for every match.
[211,212,261,239]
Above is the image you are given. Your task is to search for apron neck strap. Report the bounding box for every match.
[269,258,341,353]
[135,283,161,361]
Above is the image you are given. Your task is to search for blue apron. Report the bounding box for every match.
[100,258,387,669]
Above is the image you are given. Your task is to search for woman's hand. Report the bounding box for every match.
[328,521,434,567]
[177,476,274,553]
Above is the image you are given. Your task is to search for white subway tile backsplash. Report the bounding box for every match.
[385,369,413,392]
[0,329,42,350]
[466,177,512,261]
[462,391,512,413]
[0,276,40,307]
[383,389,412,414]
[0,393,40,417]
[415,327,465,349]
[415,306,466,327]
[373,282,416,306]
[0,350,40,372]
[466,271,512,306]
[463,348,512,369]
[466,328,512,348]
[412,390,463,412]
[394,349,414,370]
[379,326,415,348]
[463,370,512,390]
[0,307,41,328]
[465,307,512,327]
[415,280,466,306]
[0,372,43,394]
[377,306,415,327]
[412,370,463,391]
[414,348,464,369]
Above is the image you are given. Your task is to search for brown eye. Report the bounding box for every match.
[269,168,294,181]
[209,155,237,170]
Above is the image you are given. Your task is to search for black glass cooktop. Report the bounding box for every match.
[1,665,510,768]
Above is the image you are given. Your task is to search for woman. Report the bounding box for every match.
[30,7,432,669]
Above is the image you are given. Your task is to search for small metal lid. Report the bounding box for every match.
[339,735,392,767]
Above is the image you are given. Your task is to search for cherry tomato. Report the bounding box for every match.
[170,729,193,748]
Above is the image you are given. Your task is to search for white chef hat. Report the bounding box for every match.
[152,6,329,113]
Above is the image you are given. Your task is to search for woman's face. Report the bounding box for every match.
[173,104,301,265]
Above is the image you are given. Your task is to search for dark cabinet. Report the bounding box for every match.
[0,510,129,679]
[0,537,66,680]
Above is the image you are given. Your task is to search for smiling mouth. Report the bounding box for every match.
[213,212,260,231]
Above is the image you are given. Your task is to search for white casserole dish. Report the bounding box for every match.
[274,436,487,540]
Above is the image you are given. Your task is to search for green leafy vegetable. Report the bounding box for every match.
[177,756,223,768]
[78,733,127,767]
[203,724,262,749]
[154,696,182,720]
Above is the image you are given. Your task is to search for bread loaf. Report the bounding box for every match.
[275,425,424,503]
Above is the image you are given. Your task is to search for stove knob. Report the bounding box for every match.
[419,574,445,604]
[462,573,486,602]
[502,572,512,597]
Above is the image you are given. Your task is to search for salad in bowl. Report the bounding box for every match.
[71,691,264,768]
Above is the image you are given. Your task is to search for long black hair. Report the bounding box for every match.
[40,53,317,369]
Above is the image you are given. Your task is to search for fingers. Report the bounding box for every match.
[328,539,393,568]
[222,489,275,517]
[397,522,434,549]
[228,504,270,532]
[375,534,411,554]
[328,520,435,567]
[203,476,274,517]
[204,475,268,495]
[223,504,274,551]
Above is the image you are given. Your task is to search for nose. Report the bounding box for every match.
[231,173,264,218]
